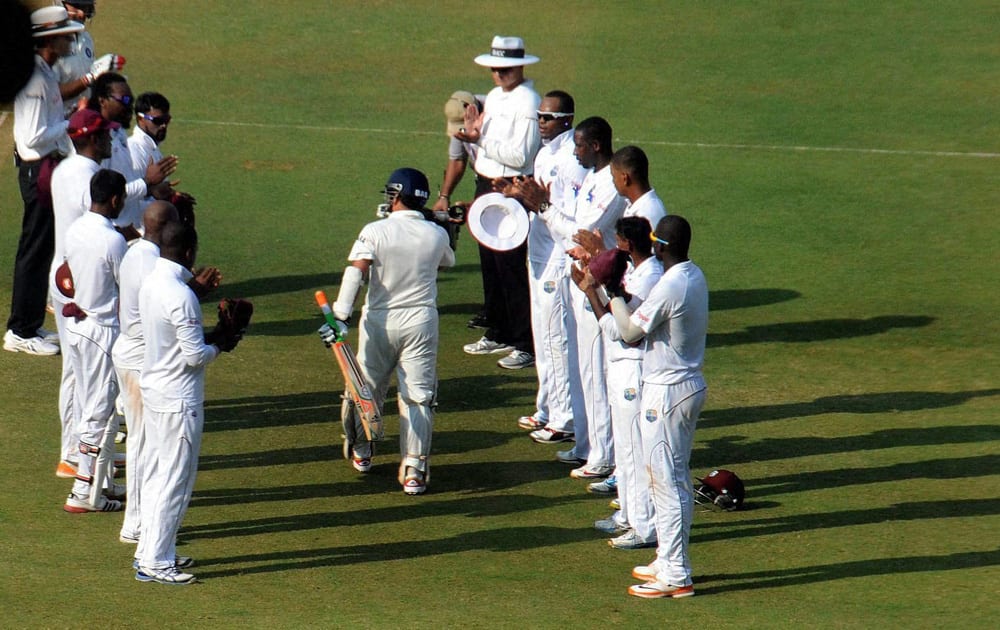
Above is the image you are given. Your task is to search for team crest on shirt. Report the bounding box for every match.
[543,281,556,294]
[85,48,93,59]
[645,408,658,422]
[623,388,637,401]
[584,300,593,312]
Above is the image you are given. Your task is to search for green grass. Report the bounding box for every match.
[1,1,998,627]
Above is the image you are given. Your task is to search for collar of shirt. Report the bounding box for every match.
[155,256,195,283]
[390,209,426,220]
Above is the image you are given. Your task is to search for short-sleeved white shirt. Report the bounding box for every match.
[630,260,708,385]
[624,188,667,232]
[49,153,100,298]
[102,126,147,231]
[64,211,127,327]
[601,255,664,363]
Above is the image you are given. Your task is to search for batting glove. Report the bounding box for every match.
[84,53,126,86]
[318,321,347,347]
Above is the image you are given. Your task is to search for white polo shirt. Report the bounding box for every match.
[103,126,147,231]
[128,125,163,176]
[13,55,71,160]
[63,211,127,327]
[139,257,220,410]
[601,255,664,363]
[112,238,160,371]
[49,153,100,299]
[528,128,587,265]
[348,210,455,321]
[541,164,627,256]
[624,188,667,232]
[631,260,709,385]
[474,81,541,178]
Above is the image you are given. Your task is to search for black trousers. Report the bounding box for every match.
[475,175,533,354]
[7,155,57,338]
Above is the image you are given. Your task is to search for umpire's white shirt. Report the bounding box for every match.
[474,80,541,178]
[14,55,70,160]
[64,211,127,326]
[348,210,455,324]
[49,154,100,298]
[140,258,219,410]
[112,238,160,371]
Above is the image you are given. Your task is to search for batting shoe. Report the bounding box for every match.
[570,464,614,480]
[55,459,78,478]
[628,581,694,599]
[587,475,618,495]
[63,493,124,513]
[517,415,546,430]
[463,336,512,355]
[402,467,427,495]
[609,530,657,550]
[497,350,535,370]
[530,427,574,444]
[352,456,372,473]
[555,448,586,465]
[135,566,197,586]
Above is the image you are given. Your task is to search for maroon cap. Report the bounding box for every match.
[67,109,120,139]
[588,248,630,287]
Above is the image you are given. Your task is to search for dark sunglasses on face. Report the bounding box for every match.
[109,94,133,107]
[537,112,573,123]
[137,112,172,125]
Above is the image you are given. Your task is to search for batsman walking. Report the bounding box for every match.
[320,168,455,495]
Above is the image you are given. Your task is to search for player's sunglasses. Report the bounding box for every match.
[537,112,573,122]
[109,94,133,107]
[137,112,172,126]
[650,231,670,246]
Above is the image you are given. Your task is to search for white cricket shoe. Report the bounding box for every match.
[463,336,512,355]
[135,566,196,585]
[4,330,59,356]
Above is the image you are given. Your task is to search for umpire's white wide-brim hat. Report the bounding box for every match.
[31,6,85,38]
[467,193,530,251]
[474,36,540,68]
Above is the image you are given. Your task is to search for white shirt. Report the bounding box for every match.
[528,128,587,265]
[112,238,160,371]
[541,164,627,258]
[103,126,147,231]
[49,153,100,300]
[140,257,220,409]
[53,30,95,115]
[631,260,709,385]
[600,255,663,363]
[473,80,541,178]
[128,125,163,176]
[348,210,455,323]
[13,56,71,160]
[64,212,127,327]
[624,188,667,232]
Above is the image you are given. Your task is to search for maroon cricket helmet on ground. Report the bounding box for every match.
[695,469,745,510]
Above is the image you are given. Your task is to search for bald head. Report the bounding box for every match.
[143,201,179,245]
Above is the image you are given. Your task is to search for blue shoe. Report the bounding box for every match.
[587,475,618,494]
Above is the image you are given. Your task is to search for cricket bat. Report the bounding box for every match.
[315,290,384,441]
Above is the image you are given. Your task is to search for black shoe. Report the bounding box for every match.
[467,313,491,329]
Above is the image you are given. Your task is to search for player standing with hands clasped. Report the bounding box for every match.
[320,168,455,495]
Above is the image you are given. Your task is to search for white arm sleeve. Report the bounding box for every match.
[333,265,364,320]
[610,296,646,344]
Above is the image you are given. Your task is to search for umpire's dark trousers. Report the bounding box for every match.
[475,175,533,354]
[7,153,58,338]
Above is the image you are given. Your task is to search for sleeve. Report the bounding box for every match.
[17,86,70,153]
[439,237,456,268]
[598,312,623,342]
[174,294,220,368]
[447,136,469,161]
[347,226,376,262]
[631,279,670,336]
[479,112,541,171]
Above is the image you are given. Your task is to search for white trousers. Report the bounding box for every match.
[115,366,145,540]
[570,282,612,466]
[353,308,437,476]
[639,376,706,587]
[607,359,655,542]
[527,259,581,432]
[137,401,202,569]
[52,298,78,463]
[65,319,119,500]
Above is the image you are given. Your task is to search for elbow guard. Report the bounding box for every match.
[333,265,364,320]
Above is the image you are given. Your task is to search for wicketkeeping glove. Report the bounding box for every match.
[85,54,126,86]
[217,298,253,336]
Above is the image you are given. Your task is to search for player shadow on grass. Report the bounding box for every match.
[200,273,331,301]
[692,423,999,468]
[694,548,1000,595]
[748,453,1000,497]
[708,314,933,347]
[191,524,601,579]
[202,391,339,432]
[709,288,801,311]
[183,490,591,542]
[700,388,1000,428]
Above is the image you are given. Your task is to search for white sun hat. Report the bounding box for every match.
[473,36,540,68]
[467,193,530,251]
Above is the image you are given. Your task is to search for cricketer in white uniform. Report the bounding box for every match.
[62,169,127,513]
[593,219,663,548]
[53,1,124,116]
[49,109,116,477]
[328,168,455,495]
[611,215,708,599]
[535,117,626,475]
[136,222,231,585]
[113,202,180,545]
[520,90,587,438]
